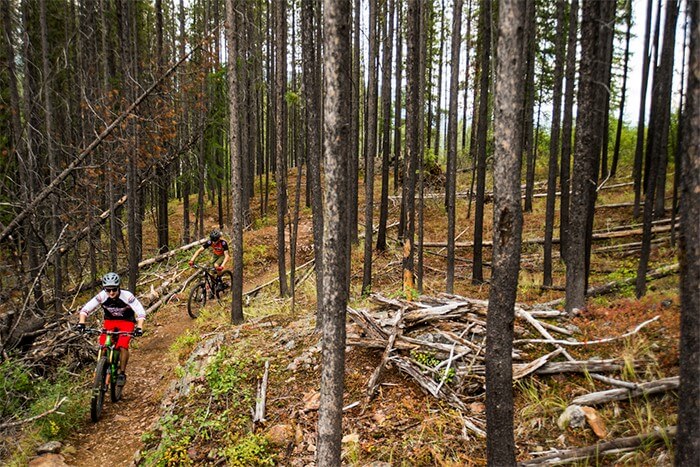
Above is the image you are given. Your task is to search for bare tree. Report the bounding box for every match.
[302,0,325,329]
[362,0,379,294]
[565,0,611,313]
[226,0,244,324]
[316,0,351,463]
[377,0,395,253]
[543,0,566,286]
[676,4,699,463]
[636,0,679,298]
[446,0,463,293]
[402,0,422,298]
[486,0,526,463]
[559,0,579,258]
[275,0,289,297]
[472,0,492,284]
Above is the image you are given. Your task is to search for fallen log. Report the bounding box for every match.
[533,359,633,375]
[537,264,679,308]
[520,426,676,466]
[366,309,404,399]
[570,376,679,406]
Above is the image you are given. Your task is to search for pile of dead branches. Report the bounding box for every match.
[348,293,659,438]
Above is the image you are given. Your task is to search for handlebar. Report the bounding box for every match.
[191,264,220,273]
[80,327,136,337]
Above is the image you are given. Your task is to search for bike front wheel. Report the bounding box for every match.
[110,351,123,402]
[187,282,207,318]
[90,357,109,422]
[216,270,234,301]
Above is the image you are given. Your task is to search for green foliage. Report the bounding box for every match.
[206,346,254,404]
[0,360,35,418]
[223,433,275,467]
[169,330,200,364]
[30,369,89,440]
[243,244,269,268]
[410,351,455,384]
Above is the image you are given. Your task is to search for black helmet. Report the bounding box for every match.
[101,272,121,288]
[210,230,222,242]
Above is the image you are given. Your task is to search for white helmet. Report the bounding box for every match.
[101,272,121,288]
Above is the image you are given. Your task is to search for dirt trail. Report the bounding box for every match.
[64,299,193,466]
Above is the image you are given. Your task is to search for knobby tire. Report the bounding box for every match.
[188,282,207,319]
[91,357,109,422]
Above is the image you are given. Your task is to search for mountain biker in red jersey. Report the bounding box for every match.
[189,229,230,276]
[76,272,146,387]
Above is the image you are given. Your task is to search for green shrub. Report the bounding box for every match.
[224,433,275,467]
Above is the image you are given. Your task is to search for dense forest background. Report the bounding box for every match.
[0,0,697,465]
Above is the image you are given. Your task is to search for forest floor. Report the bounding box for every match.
[16,172,684,466]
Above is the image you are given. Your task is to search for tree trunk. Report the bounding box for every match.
[275,0,289,297]
[559,0,578,259]
[486,0,525,463]
[402,0,421,299]
[632,0,655,218]
[676,3,699,463]
[393,4,403,197]
[610,0,632,178]
[543,0,566,287]
[565,0,609,313]
[39,0,62,313]
[377,0,395,253]
[362,0,379,294]
[302,0,325,330]
[636,0,679,298]
[316,2,351,463]
[445,0,463,293]
[522,0,536,213]
[349,0,360,246]
[226,0,244,325]
[472,0,491,285]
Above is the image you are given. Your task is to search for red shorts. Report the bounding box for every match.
[100,320,135,349]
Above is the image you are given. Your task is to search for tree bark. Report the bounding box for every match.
[316,1,351,463]
[275,0,289,297]
[486,1,525,463]
[301,0,325,330]
[376,0,395,253]
[543,0,566,287]
[636,0,679,298]
[675,2,699,463]
[565,0,609,313]
[445,0,463,293]
[559,0,578,259]
[226,0,244,324]
[471,0,491,285]
[362,0,379,294]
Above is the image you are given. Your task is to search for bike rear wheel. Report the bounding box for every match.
[110,351,123,402]
[90,357,108,422]
[216,271,233,300]
[187,282,207,318]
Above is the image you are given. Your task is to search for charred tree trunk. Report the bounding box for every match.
[316,1,351,463]
[543,0,566,287]
[486,0,525,462]
[472,0,491,285]
[676,3,699,463]
[445,0,463,293]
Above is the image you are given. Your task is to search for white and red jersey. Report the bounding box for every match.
[79,289,146,323]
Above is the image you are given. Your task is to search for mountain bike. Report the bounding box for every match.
[188,264,233,319]
[82,328,135,422]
